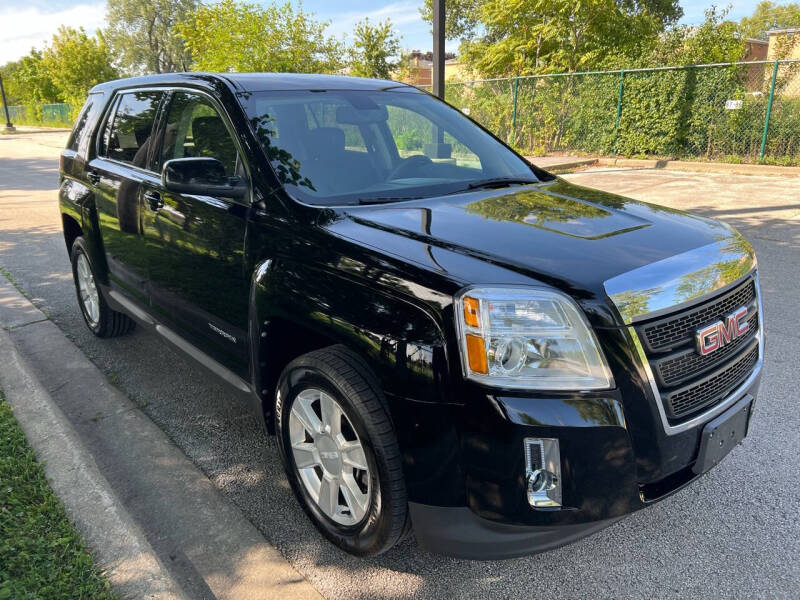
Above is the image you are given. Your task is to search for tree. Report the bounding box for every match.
[348,18,401,79]
[739,1,800,39]
[0,50,61,106]
[644,7,745,66]
[104,0,197,75]
[41,27,117,115]
[419,0,486,41]
[421,0,682,45]
[448,0,683,77]
[175,0,344,73]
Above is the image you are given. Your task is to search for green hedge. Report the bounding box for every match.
[446,62,800,166]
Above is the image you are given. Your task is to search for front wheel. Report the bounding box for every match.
[275,346,409,556]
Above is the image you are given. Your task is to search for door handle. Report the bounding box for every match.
[144,190,163,211]
[87,170,101,185]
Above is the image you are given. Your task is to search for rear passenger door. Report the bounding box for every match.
[142,90,251,377]
[88,90,164,306]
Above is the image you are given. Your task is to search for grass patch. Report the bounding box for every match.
[0,393,118,599]
[0,266,29,300]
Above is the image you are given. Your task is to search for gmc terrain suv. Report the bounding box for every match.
[59,73,763,559]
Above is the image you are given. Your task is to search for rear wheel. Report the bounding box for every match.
[70,237,135,338]
[275,346,409,556]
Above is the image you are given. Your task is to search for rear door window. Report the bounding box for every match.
[105,91,164,169]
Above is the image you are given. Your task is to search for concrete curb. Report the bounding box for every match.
[595,157,800,177]
[525,156,599,172]
[0,326,189,599]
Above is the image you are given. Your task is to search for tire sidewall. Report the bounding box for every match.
[70,237,104,335]
[276,362,397,556]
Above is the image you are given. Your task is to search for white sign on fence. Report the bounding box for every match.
[725,99,743,110]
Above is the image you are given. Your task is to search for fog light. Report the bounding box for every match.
[524,438,562,508]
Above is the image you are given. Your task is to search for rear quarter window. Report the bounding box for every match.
[66,93,104,157]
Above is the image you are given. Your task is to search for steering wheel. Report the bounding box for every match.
[388,154,433,180]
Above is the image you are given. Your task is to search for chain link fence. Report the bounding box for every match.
[3,103,72,127]
[441,60,800,166]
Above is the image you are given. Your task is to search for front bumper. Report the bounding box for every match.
[401,368,761,559]
[409,503,622,560]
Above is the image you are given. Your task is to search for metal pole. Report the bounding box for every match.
[432,0,445,100]
[760,59,779,161]
[0,74,15,132]
[511,76,519,145]
[612,70,625,157]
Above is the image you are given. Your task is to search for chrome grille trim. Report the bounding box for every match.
[628,272,764,435]
[604,231,756,325]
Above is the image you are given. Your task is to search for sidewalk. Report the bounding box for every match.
[0,277,322,600]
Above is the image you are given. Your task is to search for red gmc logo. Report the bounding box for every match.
[696,306,749,356]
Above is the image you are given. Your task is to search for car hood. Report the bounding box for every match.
[328,178,743,316]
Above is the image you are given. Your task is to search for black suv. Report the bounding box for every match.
[59,73,763,559]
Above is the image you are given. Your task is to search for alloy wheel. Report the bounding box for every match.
[288,388,372,526]
[76,253,100,326]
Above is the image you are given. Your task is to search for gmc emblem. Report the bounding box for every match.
[696,306,749,356]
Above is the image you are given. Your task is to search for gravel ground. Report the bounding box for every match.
[1,132,798,599]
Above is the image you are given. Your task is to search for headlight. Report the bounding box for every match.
[455,287,614,390]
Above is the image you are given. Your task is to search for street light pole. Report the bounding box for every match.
[0,74,16,133]
[432,0,445,100]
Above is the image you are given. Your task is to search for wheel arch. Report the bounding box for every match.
[248,258,453,434]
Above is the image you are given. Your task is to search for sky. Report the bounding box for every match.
[0,0,770,65]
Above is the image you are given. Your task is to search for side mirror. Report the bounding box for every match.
[162,157,248,199]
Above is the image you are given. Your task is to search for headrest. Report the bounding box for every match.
[308,127,345,155]
[192,116,227,145]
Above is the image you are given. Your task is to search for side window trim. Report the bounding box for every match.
[96,94,121,160]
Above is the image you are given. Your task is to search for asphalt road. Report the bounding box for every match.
[1,131,798,599]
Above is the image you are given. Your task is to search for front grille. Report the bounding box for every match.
[653,311,758,387]
[664,342,759,418]
[640,279,756,352]
[634,276,760,423]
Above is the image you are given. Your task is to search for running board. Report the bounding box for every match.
[156,325,252,394]
[109,290,155,325]
[108,289,251,394]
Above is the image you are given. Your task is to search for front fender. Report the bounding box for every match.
[249,257,453,406]
[248,257,466,505]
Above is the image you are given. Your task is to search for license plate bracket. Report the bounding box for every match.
[692,396,753,475]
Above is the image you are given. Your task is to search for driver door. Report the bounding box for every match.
[142,90,251,377]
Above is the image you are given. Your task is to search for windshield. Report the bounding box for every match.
[238,87,545,206]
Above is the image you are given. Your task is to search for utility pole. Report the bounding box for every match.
[0,74,16,133]
[427,0,451,159]
[432,0,445,100]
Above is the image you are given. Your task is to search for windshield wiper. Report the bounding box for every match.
[463,177,539,191]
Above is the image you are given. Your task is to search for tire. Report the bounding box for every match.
[275,345,409,556]
[70,237,135,338]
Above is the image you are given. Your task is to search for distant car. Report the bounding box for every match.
[59,73,763,559]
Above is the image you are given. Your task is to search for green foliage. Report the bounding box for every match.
[447,58,800,167]
[641,6,746,66]
[0,50,61,108]
[41,26,117,118]
[348,18,400,79]
[0,394,118,599]
[739,1,800,39]
[104,0,197,75]
[420,0,486,40]
[175,0,344,73]
[423,0,682,77]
